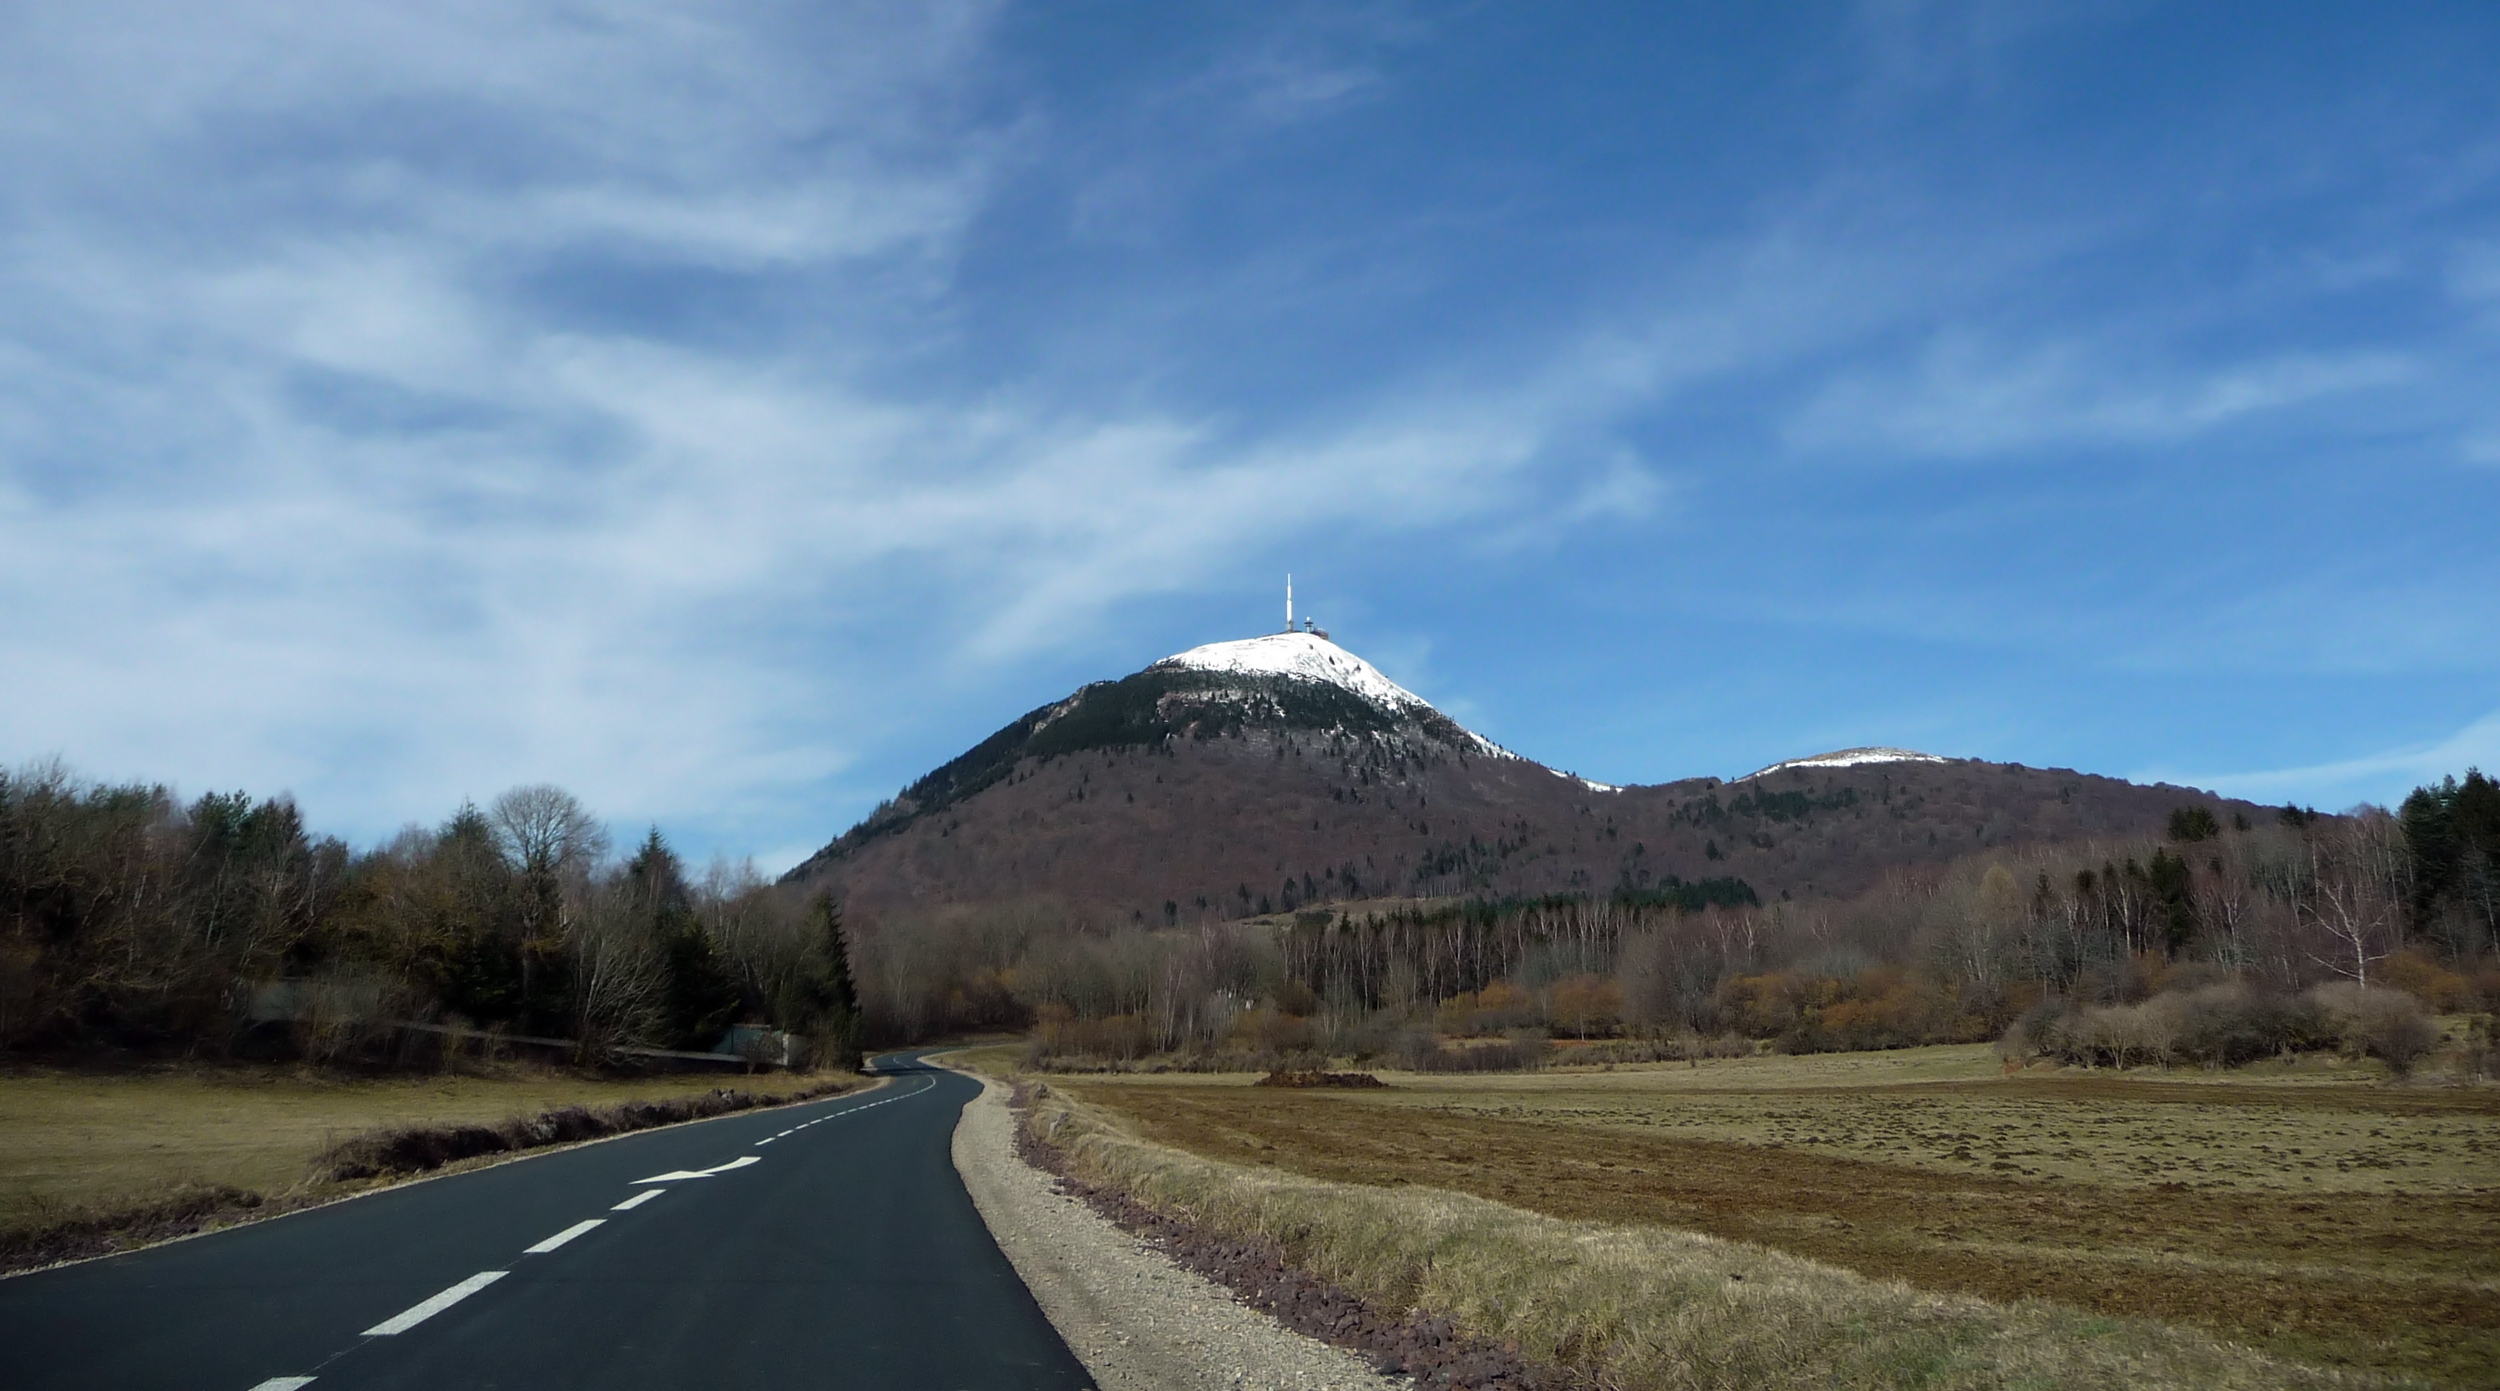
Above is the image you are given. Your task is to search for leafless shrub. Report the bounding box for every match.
[2307,981,2439,1077]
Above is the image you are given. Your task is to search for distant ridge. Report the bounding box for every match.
[1740,747,1949,781]
[788,632,2259,929]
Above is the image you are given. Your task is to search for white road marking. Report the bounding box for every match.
[522,1219,604,1254]
[631,1153,763,1183]
[363,1271,507,1336]
[611,1189,662,1211]
[246,1378,317,1390]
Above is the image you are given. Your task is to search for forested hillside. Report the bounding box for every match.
[790,726,2262,932]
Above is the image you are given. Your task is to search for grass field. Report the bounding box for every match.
[1056,1046,2500,1386]
[0,1062,852,1247]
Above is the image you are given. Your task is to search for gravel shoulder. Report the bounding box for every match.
[949,1072,1405,1391]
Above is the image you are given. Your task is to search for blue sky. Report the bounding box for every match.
[3,2,2495,871]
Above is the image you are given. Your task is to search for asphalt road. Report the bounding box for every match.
[0,1053,1093,1390]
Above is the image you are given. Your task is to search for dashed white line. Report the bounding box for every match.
[611,1188,663,1211]
[522,1219,605,1254]
[246,1378,317,1390]
[364,1270,507,1336]
[743,1075,933,1149]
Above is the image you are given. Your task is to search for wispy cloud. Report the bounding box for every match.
[2161,710,2500,812]
[1785,334,2413,459]
[2,3,2492,868]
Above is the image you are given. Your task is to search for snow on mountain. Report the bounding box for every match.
[1740,747,1948,780]
[1154,632,1427,709]
[1150,632,1518,759]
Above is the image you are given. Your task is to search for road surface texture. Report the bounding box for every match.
[0,1053,1093,1391]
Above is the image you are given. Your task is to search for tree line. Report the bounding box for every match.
[10,753,2494,1073]
[0,763,859,1067]
[986,775,2499,1067]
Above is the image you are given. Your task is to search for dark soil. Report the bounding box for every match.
[316,1079,853,1180]
[1255,1069,1387,1089]
[0,1185,282,1275]
[1011,1085,1586,1391]
[1075,1081,2500,1387]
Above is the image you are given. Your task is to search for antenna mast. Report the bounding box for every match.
[1285,574,1293,633]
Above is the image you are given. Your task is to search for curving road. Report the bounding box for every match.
[0,1053,1092,1390]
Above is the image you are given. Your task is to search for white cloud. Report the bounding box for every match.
[2162,711,2500,813]
[3,2,2489,872]
[0,3,1728,860]
[1785,333,2412,458]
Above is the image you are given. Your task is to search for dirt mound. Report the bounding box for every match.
[1254,1069,1385,1089]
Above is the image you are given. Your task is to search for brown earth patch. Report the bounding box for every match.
[1066,1081,2500,1386]
[1255,1070,1387,1089]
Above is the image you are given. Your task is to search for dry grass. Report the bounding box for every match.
[0,1062,847,1246]
[1053,1045,2499,1386]
[1025,1080,2400,1391]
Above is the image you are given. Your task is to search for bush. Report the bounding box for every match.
[2463,1015,2498,1081]
[2003,982,2329,1070]
[2169,985,2332,1067]
[1391,1030,1550,1073]
[2308,983,2439,1077]
[1564,1031,1752,1066]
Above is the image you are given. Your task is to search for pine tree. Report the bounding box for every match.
[626,828,739,1051]
[792,893,862,1070]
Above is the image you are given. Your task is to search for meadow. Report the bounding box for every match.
[0,1062,848,1261]
[1054,1044,2500,1385]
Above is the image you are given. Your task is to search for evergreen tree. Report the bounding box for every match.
[624,828,740,1051]
[784,893,861,1069]
[2166,806,2219,843]
[2402,769,2500,949]
[2145,847,2197,954]
[414,803,524,1024]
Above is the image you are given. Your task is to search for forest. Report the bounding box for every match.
[0,763,860,1067]
[909,773,2500,1071]
[3,756,2495,1072]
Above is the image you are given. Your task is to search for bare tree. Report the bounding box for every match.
[489,786,607,1011]
[2300,813,2406,987]
[567,883,666,1057]
[490,785,607,884]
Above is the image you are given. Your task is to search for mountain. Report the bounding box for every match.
[786,632,2261,928]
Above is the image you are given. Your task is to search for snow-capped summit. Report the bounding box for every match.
[1150,631,1432,713]
[1149,631,1517,760]
[1740,746,1948,780]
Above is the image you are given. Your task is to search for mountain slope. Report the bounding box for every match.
[788,633,2260,928]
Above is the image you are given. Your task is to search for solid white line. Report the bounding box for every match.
[363,1271,507,1336]
[522,1219,604,1254]
[633,1153,761,1183]
[611,1189,662,1211]
[246,1379,317,1390]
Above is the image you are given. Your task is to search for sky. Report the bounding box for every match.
[3,2,2496,872]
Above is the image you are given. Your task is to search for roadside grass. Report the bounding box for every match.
[1052,1045,2499,1386]
[0,1062,854,1265]
[1024,1080,2401,1391]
